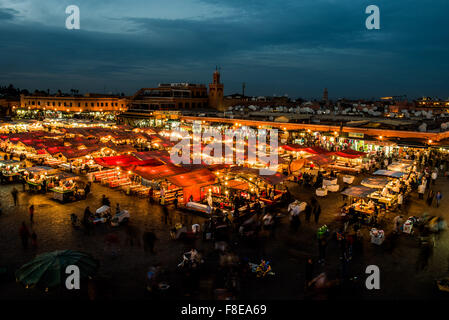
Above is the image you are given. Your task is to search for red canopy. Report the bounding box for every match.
[133,164,188,181]
[168,168,217,203]
[307,154,334,166]
[47,146,69,155]
[167,169,216,188]
[94,155,162,168]
[259,172,288,186]
[281,144,303,152]
[133,151,172,164]
[281,144,331,155]
[301,146,331,155]
[333,149,366,159]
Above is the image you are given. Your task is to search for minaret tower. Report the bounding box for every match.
[208,67,224,111]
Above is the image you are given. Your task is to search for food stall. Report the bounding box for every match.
[341,185,377,222]
[360,176,389,189]
[48,172,80,202]
[167,168,216,205]
[328,149,366,173]
[387,160,414,173]
[367,190,397,207]
[371,169,409,207]
[201,179,260,216]
[373,170,406,179]
[24,166,59,192]
[225,166,288,206]
[133,164,188,201]
[0,160,24,183]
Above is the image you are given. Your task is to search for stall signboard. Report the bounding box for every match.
[348,132,364,139]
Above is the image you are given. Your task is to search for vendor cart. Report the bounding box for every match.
[50,188,75,203]
[369,228,384,245]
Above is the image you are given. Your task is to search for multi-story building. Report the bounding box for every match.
[19,93,128,113]
[128,83,209,112]
[415,97,449,108]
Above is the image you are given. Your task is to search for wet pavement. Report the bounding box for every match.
[1,164,449,300]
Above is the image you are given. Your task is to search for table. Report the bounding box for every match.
[288,201,307,215]
[2,172,21,182]
[326,184,339,192]
[186,202,211,214]
[368,192,396,207]
[316,188,328,197]
[323,178,338,186]
[27,181,42,192]
[352,203,375,215]
[50,188,75,202]
[342,175,355,184]
[328,164,361,173]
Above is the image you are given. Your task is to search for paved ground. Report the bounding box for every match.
[1,162,449,300]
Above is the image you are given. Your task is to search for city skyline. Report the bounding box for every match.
[0,0,448,99]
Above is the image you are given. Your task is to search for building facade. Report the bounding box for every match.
[128,83,209,112]
[19,94,128,113]
[415,97,449,108]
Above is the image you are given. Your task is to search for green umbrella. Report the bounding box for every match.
[15,250,98,290]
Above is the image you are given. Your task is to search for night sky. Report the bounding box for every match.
[0,0,448,99]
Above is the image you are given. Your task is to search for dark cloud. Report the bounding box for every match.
[0,7,19,21]
[0,0,448,98]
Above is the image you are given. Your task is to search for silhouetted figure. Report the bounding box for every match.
[19,222,30,249]
[143,231,157,254]
[11,187,18,206]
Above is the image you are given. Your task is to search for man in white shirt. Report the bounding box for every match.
[397,193,403,210]
[393,215,404,233]
[418,184,425,199]
[431,171,437,185]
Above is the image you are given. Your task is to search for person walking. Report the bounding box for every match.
[11,187,18,206]
[418,183,425,200]
[393,215,403,234]
[31,231,38,250]
[397,193,403,211]
[313,204,321,224]
[84,182,91,197]
[162,205,169,224]
[290,211,301,232]
[83,206,93,236]
[173,192,178,209]
[29,205,34,225]
[431,170,437,185]
[436,191,442,208]
[336,229,346,260]
[305,203,312,223]
[21,176,26,192]
[143,231,157,254]
[304,258,314,291]
[19,222,30,249]
[427,190,435,207]
[317,237,327,264]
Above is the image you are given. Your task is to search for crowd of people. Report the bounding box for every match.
[2,145,449,300]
